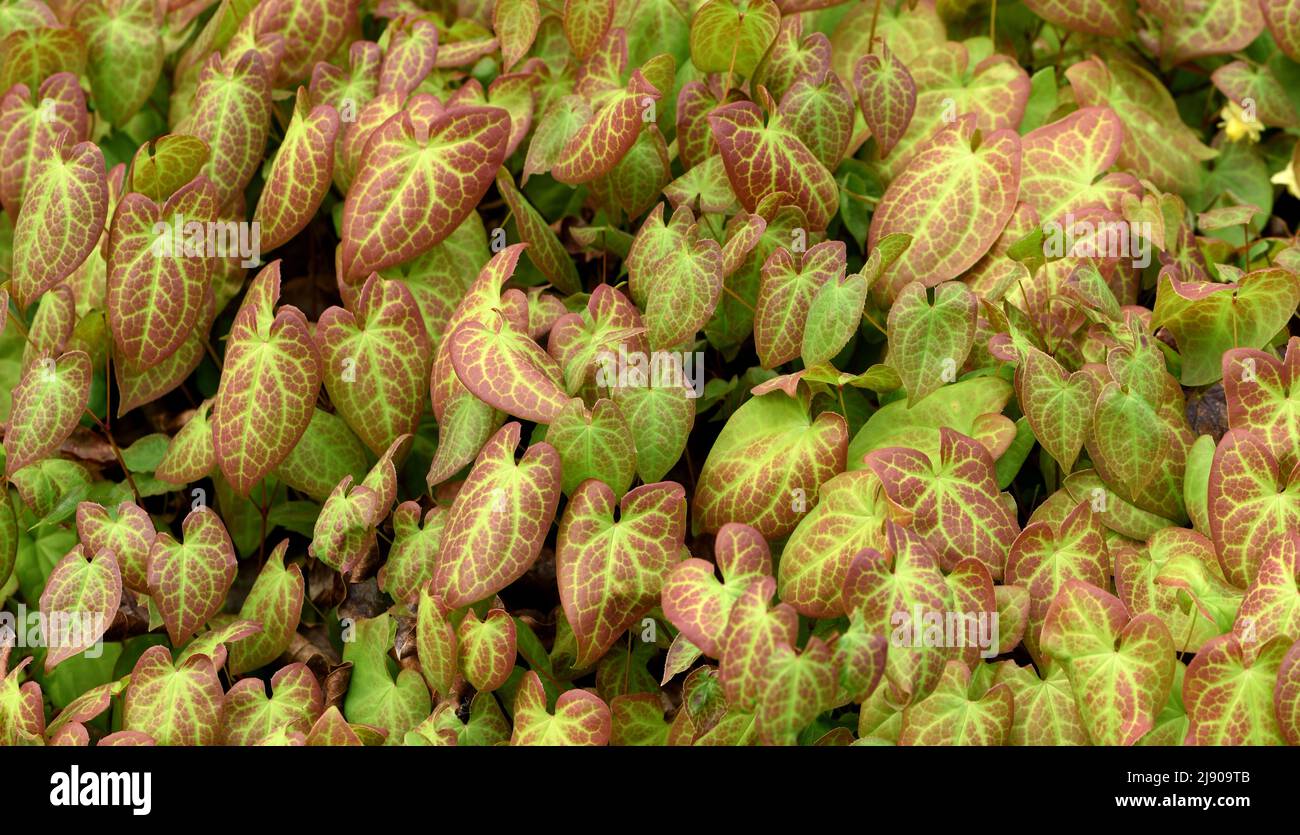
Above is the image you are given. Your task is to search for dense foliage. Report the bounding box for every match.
[2,0,1300,747]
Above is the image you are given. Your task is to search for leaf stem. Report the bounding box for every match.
[85,409,142,505]
[721,282,755,312]
[868,0,883,54]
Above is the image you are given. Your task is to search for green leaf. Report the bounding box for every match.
[755,240,844,368]
[38,546,119,671]
[1208,429,1300,588]
[1065,56,1216,196]
[756,636,836,745]
[870,115,1021,300]
[778,469,890,618]
[146,507,236,645]
[342,613,431,745]
[122,645,225,745]
[457,608,516,692]
[73,0,163,126]
[557,479,685,666]
[3,349,92,477]
[434,422,561,607]
[341,105,509,280]
[1151,267,1300,386]
[546,398,637,497]
[864,427,1020,579]
[222,662,322,745]
[511,670,611,745]
[899,660,1013,745]
[1184,634,1288,745]
[318,274,432,456]
[228,540,304,675]
[693,390,847,539]
[886,280,978,406]
[688,0,779,78]
[1014,346,1096,473]
[1040,580,1175,745]
[662,522,771,657]
[211,261,322,496]
[11,139,108,308]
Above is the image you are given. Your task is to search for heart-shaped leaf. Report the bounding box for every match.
[689,0,779,78]
[106,175,219,370]
[448,308,571,424]
[1014,346,1096,473]
[73,0,163,126]
[899,661,1014,746]
[1235,534,1300,662]
[552,70,660,185]
[662,522,772,658]
[122,645,225,746]
[994,660,1090,745]
[546,398,637,497]
[693,390,847,539]
[0,72,90,217]
[74,500,155,595]
[147,507,237,645]
[870,115,1020,299]
[1065,56,1216,195]
[1006,501,1109,658]
[155,401,216,486]
[341,106,510,281]
[710,100,838,230]
[886,280,978,406]
[434,422,561,607]
[11,138,108,307]
[718,576,798,710]
[253,88,339,252]
[755,240,845,368]
[1019,106,1136,225]
[1040,579,1175,745]
[228,539,304,675]
[4,350,91,477]
[802,268,868,367]
[564,0,613,61]
[864,427,1020,579]
[1223,338,1300,472]
[456,608,516,692]
[852,47,915,158]
[756,637,836,745]
[558,479,686,666]
[318,273,431,455]
[1208,429,1300,588]
[309,438,402,575]
[1152,267,1300,386]
[222,662,323,746]
[212,261,322,496]
[38,546,119,671]
[182,49,272,206]
[777,469,890,618]
[494,0,539,71]
[380,502,447,605]
[342,613,431,745]
[512,670,611,745]
[842,523,954,706]
[1088,378,1169,505]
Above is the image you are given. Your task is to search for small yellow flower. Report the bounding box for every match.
[1218,101,1262,143]
[1272,159,1300,200]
